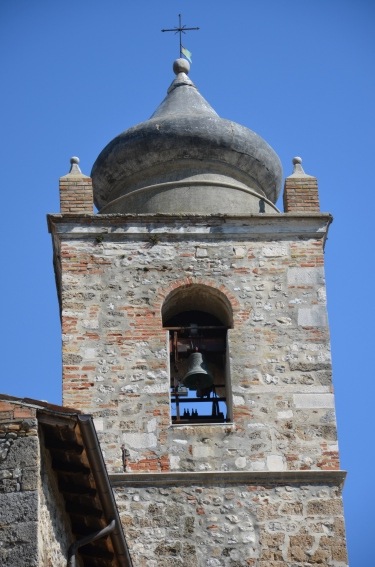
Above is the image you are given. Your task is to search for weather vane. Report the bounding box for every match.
[161,14,199,63]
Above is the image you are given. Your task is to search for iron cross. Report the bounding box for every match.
[161,14,199,59]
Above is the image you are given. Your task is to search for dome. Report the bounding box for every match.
[91,59,282,214]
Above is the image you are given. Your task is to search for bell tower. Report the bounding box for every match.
[48,59,348,566]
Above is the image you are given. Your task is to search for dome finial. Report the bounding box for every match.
[292,156,305,175]
[69,156,82,174]
[173,58,190,75]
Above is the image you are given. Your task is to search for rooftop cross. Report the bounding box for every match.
[161,13,199,62]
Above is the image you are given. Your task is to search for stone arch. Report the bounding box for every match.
[161,282,234,328]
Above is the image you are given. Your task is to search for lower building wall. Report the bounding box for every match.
[114,481,348,567]
[0,405,74,567]
[0,417,40,567]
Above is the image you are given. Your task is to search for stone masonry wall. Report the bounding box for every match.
[0,401,40,567]
[56,216,338,475]
[114,481,348,567]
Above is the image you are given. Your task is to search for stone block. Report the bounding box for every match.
[0,436,38,471]
[277,410,293,419]
[195,247,207,258]
[0,491,38,524]
[307,499,343,516]
[293,394,334,409]
[0,521,38,567]
[192,445,214,459]
[298,306,328,327]
[287,267,325,286]
[287,267,325,287]
[266,455,284,471]
[20,467,39,491]
[125,432,157,449]
[261,245,288,258]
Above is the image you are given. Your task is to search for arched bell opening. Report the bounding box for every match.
[162,285,233,425]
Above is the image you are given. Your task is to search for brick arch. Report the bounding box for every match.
[156,278,239,328]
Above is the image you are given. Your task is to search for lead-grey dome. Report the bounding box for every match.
[91,59,282,214]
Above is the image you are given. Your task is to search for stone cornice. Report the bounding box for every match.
[47,212,332,243]
[110,469,346,488]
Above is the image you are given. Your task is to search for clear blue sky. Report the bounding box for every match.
[1,1,374,564]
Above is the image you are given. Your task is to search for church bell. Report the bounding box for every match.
[182,352,213,390]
